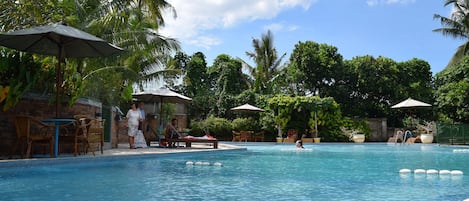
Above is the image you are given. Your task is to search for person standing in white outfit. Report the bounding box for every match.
[126,102,141,149]
[134,102,148,148]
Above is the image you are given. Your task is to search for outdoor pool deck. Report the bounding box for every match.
[1,142,245,163]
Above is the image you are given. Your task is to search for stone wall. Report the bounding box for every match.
[367,118,388,141]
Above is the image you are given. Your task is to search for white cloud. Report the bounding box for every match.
[159,0,315,49]
[366,0,379,6]
[367,0,416,6]
[263,22,299,32]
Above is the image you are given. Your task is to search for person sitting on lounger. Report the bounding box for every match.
[184,133,216,140]
[165,119,181,147]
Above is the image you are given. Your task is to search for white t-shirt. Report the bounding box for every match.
[126,109,141,126]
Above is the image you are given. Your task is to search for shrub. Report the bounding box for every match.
[232,117,258,131]
[189,116,232,140]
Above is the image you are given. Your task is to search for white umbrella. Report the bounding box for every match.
[231,103,265,112]
[391,98,431,109]
[132,88,192,104]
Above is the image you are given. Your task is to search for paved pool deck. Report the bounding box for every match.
[1,142,246,163]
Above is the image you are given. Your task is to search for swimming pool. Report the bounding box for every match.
[1,143,468,201]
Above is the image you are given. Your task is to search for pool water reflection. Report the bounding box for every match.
[1,143,468,201]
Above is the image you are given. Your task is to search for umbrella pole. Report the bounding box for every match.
[55,50,62,118]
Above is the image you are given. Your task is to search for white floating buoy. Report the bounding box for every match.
[453,149,469,153]
[426,169,439,174]
[451,170,464,175]
[202,162,211,166]
[399,169,411,174]
[186,161,194,165]
[439,170,451,175]
[213,162,223,166]
[194,161,203,166]
[414,169,426,174]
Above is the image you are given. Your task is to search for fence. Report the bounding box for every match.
[437,123,469,145]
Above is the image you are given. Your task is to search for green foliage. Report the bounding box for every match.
[1,0,181,107]
[341,117,371,141]
[232,117,258,132]
[268,95,344,141]
[0,51,43,111]
[287,41,343,96]
[189,116,232,140]
[433,0,469,69]
[244,30,286,94]
[435,55,469,123]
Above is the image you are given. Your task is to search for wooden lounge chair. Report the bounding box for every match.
[182,136,218,149]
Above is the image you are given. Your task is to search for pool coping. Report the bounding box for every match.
[0,142,247,167]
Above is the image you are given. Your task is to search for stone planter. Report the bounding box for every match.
[313,137,321,143]
[352,134,365,143]
[420,134,434,144]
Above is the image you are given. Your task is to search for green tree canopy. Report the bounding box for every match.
[286,41,344,96]
[435,55,469,123]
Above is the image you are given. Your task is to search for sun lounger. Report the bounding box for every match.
[183,138,218,149]
[165,137,218,149]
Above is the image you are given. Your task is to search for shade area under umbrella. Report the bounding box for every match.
[391,98,431,109]
[0,23,123,117]
[231,103,265,112]
[132,88,192,129]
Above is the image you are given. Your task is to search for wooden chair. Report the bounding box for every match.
[252,131,265,142]
[10,115,54,158]
[232,131,241,142]
[87,118,105,155]
[57,120,78,155]
[73,117,104,156]
[239,131,248,142]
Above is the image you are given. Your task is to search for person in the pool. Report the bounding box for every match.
[296,140,304,149]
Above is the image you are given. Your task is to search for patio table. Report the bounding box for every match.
[42,118,76,157]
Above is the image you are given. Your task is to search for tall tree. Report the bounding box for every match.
[433,0,469,69]
[286,41,344,97]
[347,55,399,118]
[435,55,469,123]
[244,30,286,94]
[209,54,250,117]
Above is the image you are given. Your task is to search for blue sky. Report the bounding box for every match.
[160,0,462,75]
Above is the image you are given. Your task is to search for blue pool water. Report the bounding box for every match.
[1,143,469,201]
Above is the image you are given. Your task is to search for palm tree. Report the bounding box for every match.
[243,30,286,94]
[434,0,469,69]
[74,0,181,100]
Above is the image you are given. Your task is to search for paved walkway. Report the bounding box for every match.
[104,142,244,157]
[1,142,244,162]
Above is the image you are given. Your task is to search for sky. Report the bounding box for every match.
[158,0,464,75]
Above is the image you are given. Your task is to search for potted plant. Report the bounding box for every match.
[341,118,370,143]
[417,121,434,144]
